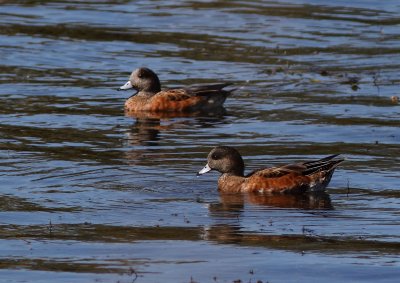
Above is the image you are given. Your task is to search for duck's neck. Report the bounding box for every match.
[226,169,244,177]
[227,163,245,177]
[143,79,161,94]
[227,155,245,177]
[137,90,157,97]
[137,80,161,97]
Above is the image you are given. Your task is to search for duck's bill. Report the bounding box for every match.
[117,81,133,91]
[197,163,211,176]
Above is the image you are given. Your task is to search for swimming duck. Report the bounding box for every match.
[118,67,233,112]
[197,146,344,194]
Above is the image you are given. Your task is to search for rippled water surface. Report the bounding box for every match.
[1,0,400,282]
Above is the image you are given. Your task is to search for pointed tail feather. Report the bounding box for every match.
[303,154,341,165]
[303,155,345,175]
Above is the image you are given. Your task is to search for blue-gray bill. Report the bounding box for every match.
[197,163,211,176]
[117,80,133,91]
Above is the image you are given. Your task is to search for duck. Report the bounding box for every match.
[117,67,234,112]
[197,146,344,194]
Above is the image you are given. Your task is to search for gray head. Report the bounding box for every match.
[117,67,161,95]
[198,146,245,177]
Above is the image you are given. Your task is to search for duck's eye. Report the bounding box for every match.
[211,153,220,160]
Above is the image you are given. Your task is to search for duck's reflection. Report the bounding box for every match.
[125,117,161,147]
[123,108,227,163]
[125,108,226,120]
[226,191,331,210]
[202,191,333,245]
[208,191,333,219]
[123,108,227,147]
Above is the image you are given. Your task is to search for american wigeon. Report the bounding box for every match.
[117,67,233,112]
[197,146,344,194]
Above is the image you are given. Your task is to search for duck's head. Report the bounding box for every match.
[117,67,161,95]
[198,146,245,177]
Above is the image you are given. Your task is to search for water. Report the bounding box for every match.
[1,0,400,282]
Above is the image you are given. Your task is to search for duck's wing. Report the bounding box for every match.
[246,164,306,178]
[247,154,344,178]
[185,83,234,97]
[156,89,192,101]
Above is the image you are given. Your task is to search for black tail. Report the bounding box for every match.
[303,154,344,175]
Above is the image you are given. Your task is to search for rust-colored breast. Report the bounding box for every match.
[218,175,245,193]
[125,96,147,112]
